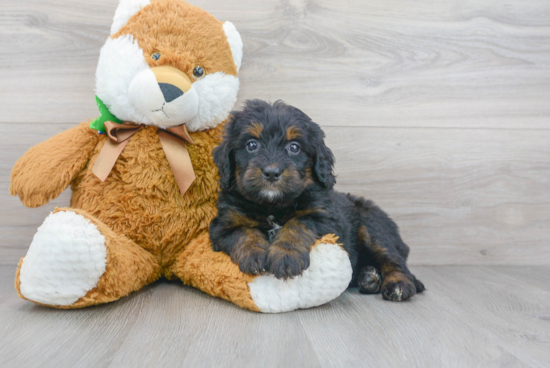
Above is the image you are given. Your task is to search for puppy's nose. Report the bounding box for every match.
[262,166,282,182]
[158,83,183,103]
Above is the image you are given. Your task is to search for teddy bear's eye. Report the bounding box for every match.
[151,52,161,61]
[193,66,205,79]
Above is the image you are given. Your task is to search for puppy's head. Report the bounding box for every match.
[214,100,335,206]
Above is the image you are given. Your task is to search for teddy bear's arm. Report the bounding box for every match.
[10,123,100,208]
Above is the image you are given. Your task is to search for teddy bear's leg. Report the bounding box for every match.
[15,207,160,309]
[172,232,352,313]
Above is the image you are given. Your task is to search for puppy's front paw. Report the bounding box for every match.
[267,244,310,280]
[381,273,416,302]
[232,245,268,276]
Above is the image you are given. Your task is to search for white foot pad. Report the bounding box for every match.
[19,211,107,306]
[248,243,353,313]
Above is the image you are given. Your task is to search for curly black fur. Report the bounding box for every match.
[210,100,425,301]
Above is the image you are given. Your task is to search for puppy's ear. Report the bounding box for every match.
[314,143,336,188]
[214,113,239,189]
[311,123,336,189]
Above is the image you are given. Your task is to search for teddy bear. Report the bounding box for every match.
[9,0,353,313]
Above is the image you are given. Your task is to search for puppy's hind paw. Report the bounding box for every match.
[381,275,416,302]
[358,266,382,294]
[413,277,426,293]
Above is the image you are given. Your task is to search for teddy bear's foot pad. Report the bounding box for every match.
[248,242,352,313]
[18,211,107,306]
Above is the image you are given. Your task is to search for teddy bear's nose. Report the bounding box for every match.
[159,83,184,103]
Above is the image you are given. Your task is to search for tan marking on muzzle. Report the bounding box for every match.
[151,66,192,93]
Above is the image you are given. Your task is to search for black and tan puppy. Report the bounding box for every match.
[210,100,425,301]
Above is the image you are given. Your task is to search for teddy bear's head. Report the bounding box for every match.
[95,0,243,132]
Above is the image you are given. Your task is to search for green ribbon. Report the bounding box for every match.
[90,96,122,133]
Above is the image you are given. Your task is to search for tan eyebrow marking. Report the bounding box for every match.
[286,126,302,140]
[246,122,263,138]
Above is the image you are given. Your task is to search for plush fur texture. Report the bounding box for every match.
[185,71,240,132]
[13,124,223,308]
[172,232,259,311]
[71,124,223,273]
[96,35,151,125]
[98,0,241,130]
[10,123,101,208]
[249,236,352,313]
[11,0,352,312]
[16,207,160,309]
[210,100,425,301]
[110,0,151,35]
[18,210,107,306]
[222,21,243,72]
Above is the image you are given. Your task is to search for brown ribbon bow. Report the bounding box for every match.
[92,121,196,196]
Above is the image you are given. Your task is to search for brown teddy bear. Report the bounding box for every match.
[10,0,352,313]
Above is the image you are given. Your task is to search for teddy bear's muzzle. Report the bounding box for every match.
[128,66,199,127]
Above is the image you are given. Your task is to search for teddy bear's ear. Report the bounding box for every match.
[223,21,243,72]
[110,0,151,36]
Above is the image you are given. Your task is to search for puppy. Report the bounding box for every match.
[210,100,425,301]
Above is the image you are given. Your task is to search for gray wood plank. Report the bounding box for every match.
[1,0,549,128]
[2,123,549,266]
[492,266,550,293]
[328,127,550,266]
[297,266,550,367]
[108,284,321,368]
[2,265,550,367]
[0,265,153,368]
[416,266,550,367]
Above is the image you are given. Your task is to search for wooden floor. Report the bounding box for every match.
[1,265,549,367]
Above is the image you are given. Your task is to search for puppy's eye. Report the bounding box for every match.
[193,66,205,79]
[246,140,259,152]
[151,52,161,61]
[287,142,300,154]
